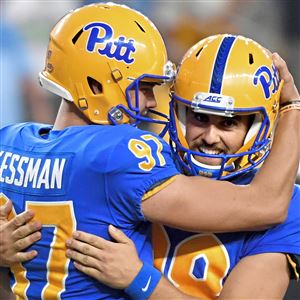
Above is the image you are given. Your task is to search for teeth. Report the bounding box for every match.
[199,147,223,155]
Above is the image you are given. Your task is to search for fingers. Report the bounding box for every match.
[66,242,106,282]
[66,226,141,290]
[9,210,35,230]
[67,226,133,257]
[272,53,292,83]
[272,52,300,103]
[0,237,40,266]
[66,237,103,261]
[108,225,131,244]
[14,231,42,252]
[66,246,102,267]
[70,230,113,249]
[15,250,38,263]
[73,261,100,277]
[0,200,12,221]
[13,220,41,240]
[67,226,131,256]
[66,247,125,288]
[72,261,106,284]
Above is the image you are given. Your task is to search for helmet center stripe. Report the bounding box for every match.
[210,36,236,94]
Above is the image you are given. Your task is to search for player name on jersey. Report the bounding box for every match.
[0,150,66,190]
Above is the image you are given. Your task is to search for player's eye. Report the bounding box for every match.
[139,83,156,96]
[193,113,209,123]
[221,118,238,128]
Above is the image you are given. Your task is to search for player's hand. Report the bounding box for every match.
[66,225,143,289]
[272,53,300,105]
[0,200,41,266]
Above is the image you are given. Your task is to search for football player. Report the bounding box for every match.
[0,4,299,300]
[63,35,300,299]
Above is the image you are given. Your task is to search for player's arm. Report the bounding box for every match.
[149,277,196,300]
[66,225,197,300]
[142,54,300,232]
[219,253,290,299]
[0,267,16,300]
[0,200,41,267]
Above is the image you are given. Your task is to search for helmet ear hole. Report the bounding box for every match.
[195,47,203,58]
[134,21,145,33]
[249,53,254,64]
[87,77,103,95]
[72,28,84,45]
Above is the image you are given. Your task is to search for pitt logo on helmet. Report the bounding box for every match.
[84,22,136,64]
[253,64,280,99]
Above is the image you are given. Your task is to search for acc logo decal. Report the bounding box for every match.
[202,95,222,103]
[253,64,280,99]
[84,22,136,64]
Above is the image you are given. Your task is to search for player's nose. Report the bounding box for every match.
[146,95,157,109]
[201,125,221,145]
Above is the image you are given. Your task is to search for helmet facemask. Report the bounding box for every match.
[110,60,176,133]
[170,96,277,179]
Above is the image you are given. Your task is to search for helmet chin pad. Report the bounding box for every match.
[244,114,262,144]
[186,153,235,179]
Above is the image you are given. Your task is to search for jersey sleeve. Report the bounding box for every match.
[104,128,180,225]
[241,185,300,257]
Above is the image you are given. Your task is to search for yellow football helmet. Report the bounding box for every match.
[39,2,174,127]
[169,34,282,179]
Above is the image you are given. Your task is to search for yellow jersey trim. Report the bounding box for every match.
[142,176,177,201]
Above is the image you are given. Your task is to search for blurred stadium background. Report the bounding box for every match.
[1,1,299,298]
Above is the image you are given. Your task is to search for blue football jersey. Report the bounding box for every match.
[0,122,180,299]
[153,171,300,299]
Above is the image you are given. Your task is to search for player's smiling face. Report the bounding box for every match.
[185,109,252,166]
